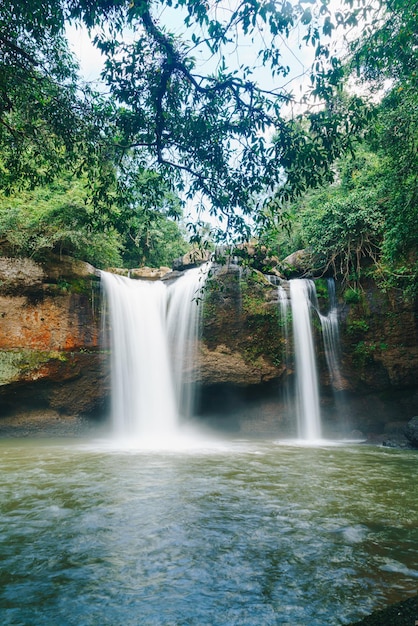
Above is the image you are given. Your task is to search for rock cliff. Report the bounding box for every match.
[0,256,109,435]
[0,255,417,439]
[198,266,418,439]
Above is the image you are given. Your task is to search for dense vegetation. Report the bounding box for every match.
[0,0,416,290]
[257,0,418,296]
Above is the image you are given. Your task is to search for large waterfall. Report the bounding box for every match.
[101,265,210,442]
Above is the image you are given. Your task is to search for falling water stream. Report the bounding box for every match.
[289,279,322,440]
[101,273,177,438]
[101,264,210,443]
[318,278,344,391]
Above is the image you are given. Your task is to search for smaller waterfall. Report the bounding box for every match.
[167,264,211,420]
[289,279,322,441]
[318,279,344,391]
[317,278,350,435]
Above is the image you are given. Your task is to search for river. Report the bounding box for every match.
[0,438,417,625]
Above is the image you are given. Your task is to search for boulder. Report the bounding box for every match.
[129,266,172,281]
[0,254,106,425]
[199,343,283,386]
[172,248,211,271]
[105,266,173,280]
[281,249,315,277]
[0,257,44,290]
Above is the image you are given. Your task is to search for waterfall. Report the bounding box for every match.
[317,278,350,435]
[318,279,344,391]
[167,265,211,420]
[289,279,322,441]
[277,284,292,417]
[101,265,210,441]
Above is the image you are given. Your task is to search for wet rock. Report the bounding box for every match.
[41,254,97,282]
[129,266,172,280]
[0,257,44,290]
[105,266,173,280]
[281,249,315,277]
[404,416,418,448]
[105,267,129,277]
[348,595,418,626]
[0,408,103,438]
[200,266,285,387]
[199,343,283,386]
[0,254,107,427]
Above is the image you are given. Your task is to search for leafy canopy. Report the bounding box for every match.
[0,1,379,232]
[0,0,416,284]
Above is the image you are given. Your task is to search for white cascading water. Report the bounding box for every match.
[318,278,344,391]
[277,284,292,416]
[167,264,211,420]
[289,279,322,441]
[317,278,350,436]
[101,264,210,442]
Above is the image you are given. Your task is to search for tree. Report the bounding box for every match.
[87,0,373,232]
[0,1,87,189]
[296,149,386,286]
[0,175,123,267]
[0,2,376,230]
[1,0,415,255]
[0,168,189,268]
[348,0,418,88]
[345,0,418,295]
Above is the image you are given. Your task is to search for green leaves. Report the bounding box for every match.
[0,0,415,271]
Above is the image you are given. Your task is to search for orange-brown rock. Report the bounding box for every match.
[0,293,98,351]
[0,255,107,425]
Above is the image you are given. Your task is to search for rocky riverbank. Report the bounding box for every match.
[349,595,418,625]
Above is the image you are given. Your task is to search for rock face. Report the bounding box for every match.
[200,265,285,386]
[0,255,109,433]
[198,267,418,438]
[0,255,417,440]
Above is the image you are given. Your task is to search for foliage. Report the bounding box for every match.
[0,179,122,267]
[0,0,416,293]
[301,187,384,286]
[0,0,381,235]
[345,0,418,295]
[348,0,418,88]
[0,1,91,190]
[343,288,362,305]
[256,0,417,296]
[0,174,189,268]
[370,84,418,297]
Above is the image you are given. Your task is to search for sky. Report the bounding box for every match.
[66,0,339,101]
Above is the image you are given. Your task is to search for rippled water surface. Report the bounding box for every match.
[0,438,417,625]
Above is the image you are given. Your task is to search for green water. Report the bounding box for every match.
[0,438,417,625]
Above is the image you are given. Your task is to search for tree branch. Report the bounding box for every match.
[0,35,39,66]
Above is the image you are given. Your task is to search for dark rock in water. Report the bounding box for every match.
[404,416,418,447]
[382,438,409,449]
[348,595,418,625]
